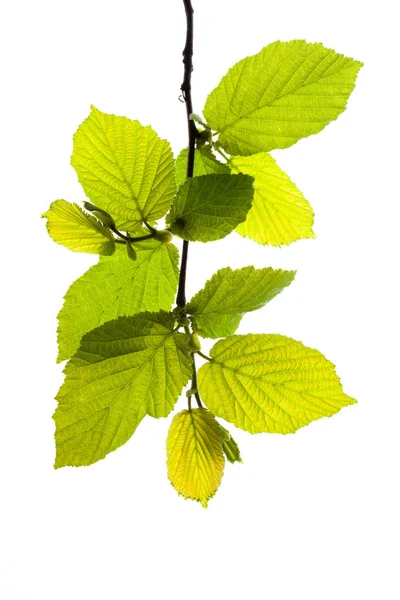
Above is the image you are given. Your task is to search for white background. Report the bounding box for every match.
[1,0,399,598]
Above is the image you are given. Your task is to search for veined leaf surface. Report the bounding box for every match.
[175,146,229,188]
[54,312,192,468]
[71,106,175,230]
[57,241,179,362]
[198,334,356,434]
[215,422,242,464]
[204,40,363,155]
[231,153,315,246]
[167,408,225,507]
[166,173,254,242]
[42,200,115,255]
[186,266,295,338]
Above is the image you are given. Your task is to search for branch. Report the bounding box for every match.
[176,0,198,308]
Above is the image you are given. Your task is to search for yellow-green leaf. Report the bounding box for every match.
[216,422,242,464]
[175,146,229,188]
[166,173,254,242]
[55,312,192,468]
[167,408,225,507]
[71,106,175,230]
[204,40,363,155]
[42,200,115,255]
[186,265,295,338]
[198,334,356,434]
[231,153,315,246]
[57,241,179,362]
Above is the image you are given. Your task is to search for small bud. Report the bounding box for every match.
[188,332,201,352]
[196,129,212,148]
[177,316,190,327]
[83,202,115,228]
[154,230,173,244]
[83,201,98,212]
[126,241,137,261]
[93,211,115,228]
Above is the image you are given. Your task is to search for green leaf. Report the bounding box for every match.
[198,334,356,434]
[175,146,230,188]
[42,200,115,255]
[230,153,315,246]
[186,266,295,338]
[222,436,242,464]
[54,312,192,468]
[204,40,363,155]
[166,173,254,242]
[167,408,225,507]
[57,241,179,362]
[216,422,242,464]
[71,105,175,230]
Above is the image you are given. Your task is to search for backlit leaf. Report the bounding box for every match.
[167,408,225,507]
[198,334,356,434]
[186,266,295,338]
[231,153,315,246]
[216,422,242,464]
[204,40,363,155]
[54,312,192,467]
[57,241,179,362]
[42,200,115,255]
[71,106,175,230]
[166,173,254,242]
[175,146,229,188]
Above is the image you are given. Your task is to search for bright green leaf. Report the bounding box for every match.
[42,200,115,255]
[167,408,225,507]
[57,241,179,362]
[175,146,229,188]
[222,436,242,464]
[186,266,295,338]
[198,334,356,434]
[71,105,175,230]
[204,40,363,155]
[54,312,192,468]
[216,422,242,464]
[166,173,254,242]
[230,153,315,246]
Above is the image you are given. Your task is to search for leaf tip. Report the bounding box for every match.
[344,394,357,406]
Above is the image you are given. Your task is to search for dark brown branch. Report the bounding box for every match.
[181,0,197,180]
[176,0,198,308]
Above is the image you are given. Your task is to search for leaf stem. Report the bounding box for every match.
[214,145,231,165]
[196,350,212,362]
[191,353,203,408]
[110,226,155,243]
[143,220,157,233]
[176,0,198,308]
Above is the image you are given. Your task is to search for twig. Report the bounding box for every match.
[176,0,198,308]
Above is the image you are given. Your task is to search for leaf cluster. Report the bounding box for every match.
[43,39,362,507]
